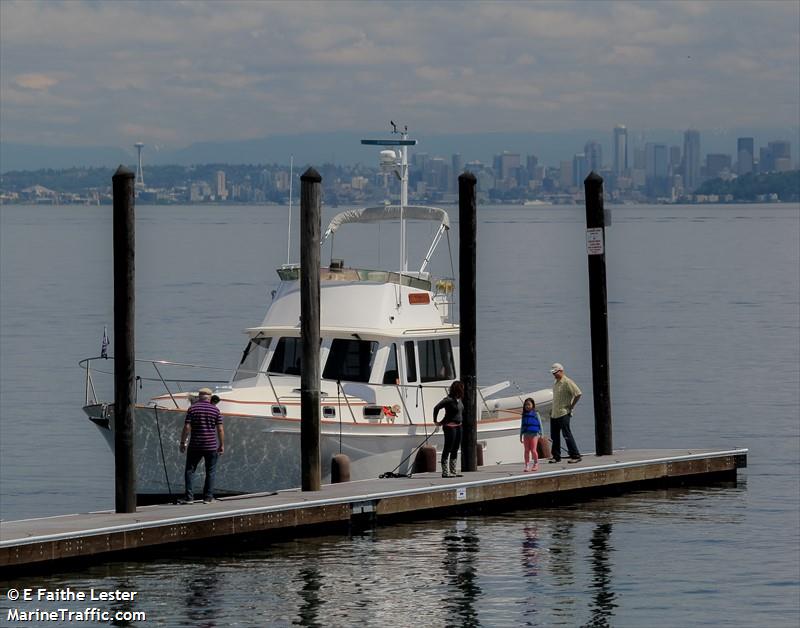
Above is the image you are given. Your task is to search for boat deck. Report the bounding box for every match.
[1,448,747,573]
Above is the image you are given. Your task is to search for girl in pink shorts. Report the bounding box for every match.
[519,397,542,472]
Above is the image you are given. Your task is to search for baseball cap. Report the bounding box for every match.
[550,363,564,374]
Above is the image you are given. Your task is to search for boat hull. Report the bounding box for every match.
[84,402,547,496]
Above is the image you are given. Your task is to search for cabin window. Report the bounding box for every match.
[418,338,456,382]
[404,341,418,383]
[322,338,379,383]
[233,336,272,381]
[323,406,336,418]
[268,337,303,375]
[383,343,400,384]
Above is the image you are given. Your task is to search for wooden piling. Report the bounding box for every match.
[584,172,613,456]
[458,172,478,472]
[112,165,136,513]
[300,167,322,491]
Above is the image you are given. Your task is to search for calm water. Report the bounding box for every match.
[1,202,798,626]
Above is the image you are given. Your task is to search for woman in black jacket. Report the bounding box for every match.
[433,380,464,478]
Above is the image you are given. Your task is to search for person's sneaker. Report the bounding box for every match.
[568,457,582,464]
[548,458,560,463]
[202,498,213,504]
[178,498,192,505]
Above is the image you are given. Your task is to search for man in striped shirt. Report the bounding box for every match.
[548,363,582,463]
[179,387,224,503]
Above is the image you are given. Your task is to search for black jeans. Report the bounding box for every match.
[550,414,580,460]
[441,425,462,462]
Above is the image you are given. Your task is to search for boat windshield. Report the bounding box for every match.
[323,338,379,383]
[418,338,456,382]
[233,336,272,382]
[268,337,303,375]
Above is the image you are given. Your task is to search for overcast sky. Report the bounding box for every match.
[1,0,798,150]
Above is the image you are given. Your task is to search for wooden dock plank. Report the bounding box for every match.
[0,448,746,571]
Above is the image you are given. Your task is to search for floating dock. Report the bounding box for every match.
[1,448,746,573]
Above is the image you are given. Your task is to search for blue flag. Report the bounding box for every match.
[101,326,109,359]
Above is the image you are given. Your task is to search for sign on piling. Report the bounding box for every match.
[459,172,478,472]
[584,172,613,456]
[112,166,136,513]
[300,168,322,491]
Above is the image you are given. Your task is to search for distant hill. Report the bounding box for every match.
[2,127,798,173]
[0,143,131,172]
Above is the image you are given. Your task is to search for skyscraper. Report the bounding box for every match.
[216,170,228,200]
[559,160,573,189]
[526,154,539,177]
[499,152,521,180]
[683,129,701,192]
[706,154,732,178]
[451,153,462,192]
[613,125,627,176]
[645,143,669,197]
[768,141,792,171]
[573,153,588,187]
[584,140,602,173]
[737,137,754,175]
[669,146,681,175]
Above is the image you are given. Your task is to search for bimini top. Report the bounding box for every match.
[323,205,450,241]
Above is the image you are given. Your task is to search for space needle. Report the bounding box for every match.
[134,142,145,188]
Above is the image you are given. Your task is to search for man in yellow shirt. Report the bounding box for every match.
[549,363,582,463]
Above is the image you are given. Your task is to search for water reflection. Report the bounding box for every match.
[520,524,541,623]
[550,519,577,621]
[295,565,324,627]
[586,522,617,627]
[183,568,222,628]
[521,524,541,578]
[442,520,481,628]
[108,575,137,627]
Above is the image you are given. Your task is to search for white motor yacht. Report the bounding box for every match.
[81,129,552,498]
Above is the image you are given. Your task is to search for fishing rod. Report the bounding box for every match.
[379,425,440,479]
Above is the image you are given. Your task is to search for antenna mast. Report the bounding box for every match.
[286,155,294,265]
[362,124,416,274]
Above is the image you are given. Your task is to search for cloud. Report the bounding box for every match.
[0,0,797,148]
[13,73,59,90]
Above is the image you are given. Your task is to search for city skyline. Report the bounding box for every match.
[3,125,795,206]
[1,1,798,152]
[3,122,798,174]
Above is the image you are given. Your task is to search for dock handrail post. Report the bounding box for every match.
[459,172,478,472]
[300,167,322,491]
[112,165,137,513]
[584,172,613,456]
